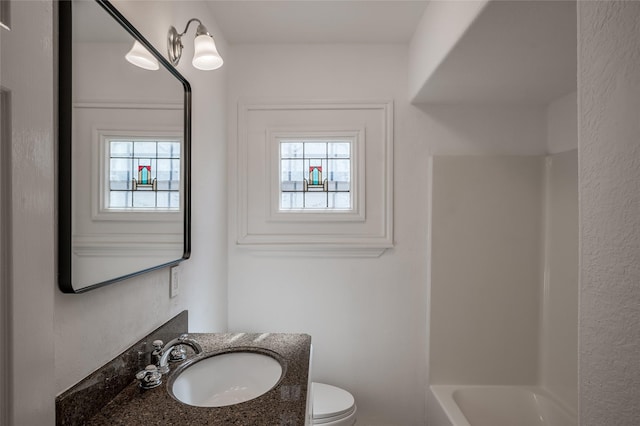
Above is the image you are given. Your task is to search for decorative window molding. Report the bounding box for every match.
[237,99,394,256]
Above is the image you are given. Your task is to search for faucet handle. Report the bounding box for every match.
[151,340,164,366]
[136,364,162,389]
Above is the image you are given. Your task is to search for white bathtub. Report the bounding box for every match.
[430,385,577,426]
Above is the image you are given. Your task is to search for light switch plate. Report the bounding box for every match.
[170,266,179,298]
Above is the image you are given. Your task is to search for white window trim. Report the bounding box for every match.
[237,99,394,256]
[91,127,183,222]
[267,128,365,222]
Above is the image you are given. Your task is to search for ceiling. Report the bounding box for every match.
[205,0,430,44]
[413,0,577,105]
[207,0,577,105]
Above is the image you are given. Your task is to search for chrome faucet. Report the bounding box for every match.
[158,334,202,374]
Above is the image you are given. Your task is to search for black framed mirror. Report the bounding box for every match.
[58,0,191,293]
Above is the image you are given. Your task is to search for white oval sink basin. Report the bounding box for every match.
[171,352,283,407]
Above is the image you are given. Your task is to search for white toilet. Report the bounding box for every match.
[311,382,357,425]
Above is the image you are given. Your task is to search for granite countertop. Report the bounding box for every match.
[87,333,311,426]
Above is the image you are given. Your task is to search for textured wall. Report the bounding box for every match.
[1,1,56,423]
[579,2,640,424]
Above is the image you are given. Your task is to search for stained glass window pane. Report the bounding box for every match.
[133,142,156,158]
[156,191,173,208]
[281,192,303,209]
[157,142,180,158]
[169,192,180,209]
[110,159,131,187]
[156,159,180,189]
[279,139,352,211]
[110,191,132,208]
[304,192,327,208]
[110,141,133,157]
[328,192,351,209]
[281,142,303,158]
[327,159,350,184]
[305,143,326,158]
[281,159,304,184]
[328,143,350,158]
[133,191,156,208]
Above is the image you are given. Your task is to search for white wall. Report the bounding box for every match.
[1,1,56,423]
[53,0,228,395]
[408,0,488,101]
[578,2,640,424]
[227,44,429,425]
[430,155,544,385]
[540,149,578,412]
[415,104,548,156]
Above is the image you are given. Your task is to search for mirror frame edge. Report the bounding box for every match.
[57,0,192,294]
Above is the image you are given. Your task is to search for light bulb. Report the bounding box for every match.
[192,34,223,71]
[125,40,159,71]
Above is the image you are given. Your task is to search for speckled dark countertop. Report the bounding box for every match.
[87,333,311,426]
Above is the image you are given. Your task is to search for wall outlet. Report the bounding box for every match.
[170,266,179,298]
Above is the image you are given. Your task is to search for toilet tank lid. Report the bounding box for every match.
[312,382,356,419]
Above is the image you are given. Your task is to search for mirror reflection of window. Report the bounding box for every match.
[108,138,181,210]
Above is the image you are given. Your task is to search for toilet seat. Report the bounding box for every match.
[312,382,357,425]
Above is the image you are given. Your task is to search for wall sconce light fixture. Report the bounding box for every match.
[125,40,159,71]
[167,19,223,71]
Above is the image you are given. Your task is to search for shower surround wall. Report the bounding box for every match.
[540,149,578,410]
[430,156,544,385]
[429,149,578,412]
[539,92,578,411]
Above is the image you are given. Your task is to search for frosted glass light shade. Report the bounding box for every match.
[125,41,159,71]
[192,35,223,70]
